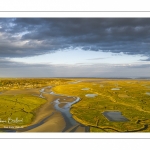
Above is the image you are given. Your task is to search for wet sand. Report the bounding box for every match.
[24,92,66,132]
[27,111,66,132]
[30,93,57,125]
[28,88,88,132]
[0,86,88,132]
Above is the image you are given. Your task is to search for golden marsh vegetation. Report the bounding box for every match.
[53,79,150,132]
[1,78,150,132]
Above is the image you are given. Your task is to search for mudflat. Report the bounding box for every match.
[19,88,86,132]
[26,93,66,132]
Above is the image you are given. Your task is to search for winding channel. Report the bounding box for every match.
[42,86,90,132]
[0,86,89,132]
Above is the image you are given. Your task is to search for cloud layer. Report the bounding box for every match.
[0,18,150,58]
[1,18,150,77]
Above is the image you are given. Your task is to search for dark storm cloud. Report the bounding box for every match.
[0,18,150,59]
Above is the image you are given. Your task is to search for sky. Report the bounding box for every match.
[0,18,150,78]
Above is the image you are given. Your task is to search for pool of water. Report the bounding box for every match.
[85,94,98,97]
[40,88,45,92]
[69,81,81,84]
[111,88,120,90]
[146,92,150,96]
[81,88,90,90]
[102,111,129,122]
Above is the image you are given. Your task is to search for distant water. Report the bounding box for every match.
[111,88,120,90]
[146,92,150,96]
[81,88,90,90]
[40,88,44,92]
[85,94,98,97]
[69,81,81,84]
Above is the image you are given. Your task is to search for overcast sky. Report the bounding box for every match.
[0,18,150,78]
